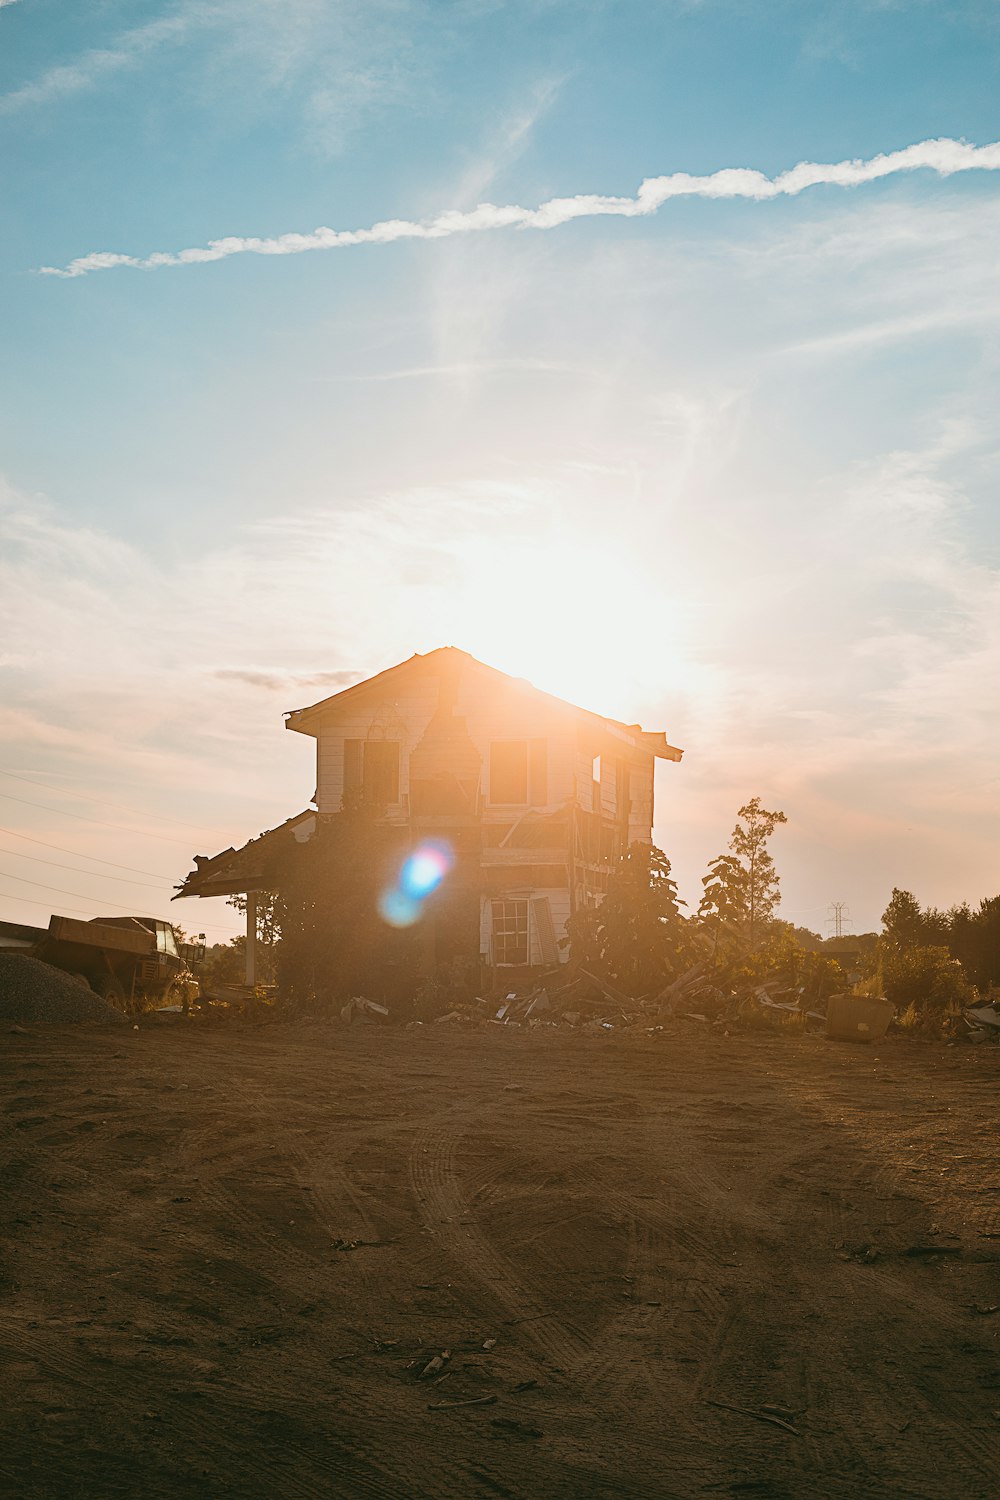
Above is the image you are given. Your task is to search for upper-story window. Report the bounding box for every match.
[344,739,400,806]
[489,739,547,805]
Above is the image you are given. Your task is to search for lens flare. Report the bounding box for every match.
[377,889,421,928]
[379,840,455,927]
[400,843,453,899]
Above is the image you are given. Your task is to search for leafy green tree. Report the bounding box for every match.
[947,897,1000,990]
[731,797,787,946]
[566,842,690,996]
[881,888,947,951]
[699,797,787,954]
[698,854,748,959]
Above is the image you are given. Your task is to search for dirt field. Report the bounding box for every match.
[1,1021,998,1500]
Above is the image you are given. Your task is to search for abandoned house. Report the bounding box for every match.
[175,647,683,983]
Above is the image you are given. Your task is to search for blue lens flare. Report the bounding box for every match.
[377,889,421,928]
[379,840,455,928]
[400,842,453,899]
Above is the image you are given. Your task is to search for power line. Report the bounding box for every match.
[0,769,231,839]
[0,867,176,911]
[0,791,198,848]
[0,882,237,934]
[0,826,171,879]
[0,888,140,923]
[0,842,167,891]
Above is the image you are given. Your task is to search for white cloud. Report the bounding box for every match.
[0,0,432,153]
[38,135,1000,278]
[0,10,195,112]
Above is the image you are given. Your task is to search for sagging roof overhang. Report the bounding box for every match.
[173,810,316,900]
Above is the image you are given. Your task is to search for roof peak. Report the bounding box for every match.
[282,647,682,761]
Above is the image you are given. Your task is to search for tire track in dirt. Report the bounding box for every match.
[608,1102,981,1496]
[173,1117,339,1296]
[185,1087,464,1499]
[407,1112,737,1498]
[4,1243,451,1500]
[409,1115,592,1374]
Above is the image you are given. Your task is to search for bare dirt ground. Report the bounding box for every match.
[2,1021,998,1500]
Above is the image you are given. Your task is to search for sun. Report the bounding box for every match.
[446,531,695,721]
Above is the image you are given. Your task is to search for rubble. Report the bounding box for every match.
[336,967,997,1043]
[463,964,835,1036]
[964,1001,1000,1043]
[339,996,390,1025]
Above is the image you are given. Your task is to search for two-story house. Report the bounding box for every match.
[175,647,682,982]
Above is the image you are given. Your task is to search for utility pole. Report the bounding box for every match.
[827,901,850,940]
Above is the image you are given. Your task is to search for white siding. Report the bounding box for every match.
[627,762,654,846]
[315,682,440,815]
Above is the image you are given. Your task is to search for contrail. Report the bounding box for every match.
[38,136,1000,279]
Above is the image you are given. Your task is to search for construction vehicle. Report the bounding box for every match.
[0,913,200,1013]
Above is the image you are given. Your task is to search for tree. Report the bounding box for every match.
[881,888,948,953]
[227,890,280,947]
[730,797,787,946]
[699,797,787,954]
[565,843,690,996]
[698,854,749,959]
[947,896,1000,990]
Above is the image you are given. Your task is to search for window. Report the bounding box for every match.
[365,742,399,805]
[492,899,529,965]
[490,741,528,803]
[490,739,546,804]
[344,739,400,806]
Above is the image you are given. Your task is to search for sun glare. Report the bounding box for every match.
[446,531,697,720]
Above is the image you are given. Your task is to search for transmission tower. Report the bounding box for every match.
[827,902,851,939]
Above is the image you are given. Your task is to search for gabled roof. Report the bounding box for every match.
[284,646,683,762]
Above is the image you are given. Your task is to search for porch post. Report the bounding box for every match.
[245,890,257,987]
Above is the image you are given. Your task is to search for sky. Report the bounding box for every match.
[2,0,999,944]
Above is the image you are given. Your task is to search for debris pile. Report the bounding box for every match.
[0,953,128,1026]
[340,996,390,1026]
[464,966,827,1038]
[964,999,1000,1044]
[427,965,831,1034]
[344,966,1000,1042]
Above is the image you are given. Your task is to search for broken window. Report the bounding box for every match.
[343,739,400,807]
[492,898,529,966]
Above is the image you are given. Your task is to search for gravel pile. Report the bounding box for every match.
[0,953,128,1025]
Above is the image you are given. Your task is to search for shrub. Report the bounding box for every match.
[880,944,975,1019]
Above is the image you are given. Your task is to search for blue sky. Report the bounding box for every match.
[2,0,999,940]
